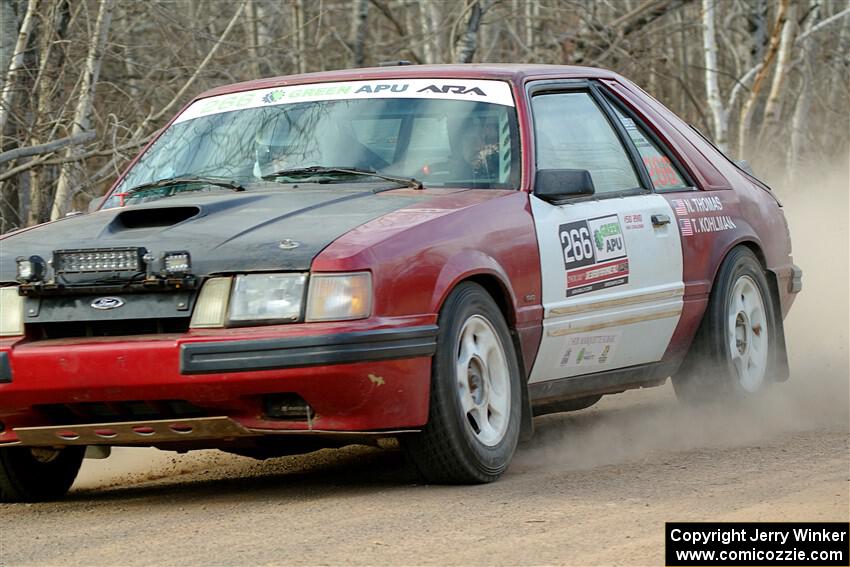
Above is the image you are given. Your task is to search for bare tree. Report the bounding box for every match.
[457,0,494,63]
[350,0,370,67]
[0,0,37,137]
[0,0,848,232]
[701,0,727,150]
[736,0,789,158]
[50,0,114,220]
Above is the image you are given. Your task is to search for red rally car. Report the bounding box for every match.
[0,64,802,501]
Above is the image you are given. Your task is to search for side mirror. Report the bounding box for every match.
[88,196,106,213]
[534,169,595,202]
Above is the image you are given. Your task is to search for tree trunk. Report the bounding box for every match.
[350,0,369,67]
[0,0,19,91]
[787,1,824,180]
[0,0,37,139]
[457,0,493,63]
[759,2,798,141]
[418,0,438,63]
[244,0,262,79]
[736,0,789,159]
[425,0,443,62]
[29,0,71,225]
[50,0,113,220]
[748,0,768,68]
[524,0,536,61]
[701,0,728,150]
[294,0,307,73]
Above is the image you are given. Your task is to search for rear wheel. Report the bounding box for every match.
[0,446,85,502]
[405,282,521,483]
[673,247,779,403]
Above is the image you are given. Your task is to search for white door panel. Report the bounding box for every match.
[529,194,684,383]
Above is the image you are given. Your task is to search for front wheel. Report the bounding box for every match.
[673,247,780,404]
[404,282,521,483]
[0,446,85,502]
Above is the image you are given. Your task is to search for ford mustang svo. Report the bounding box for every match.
[0,64,801,501]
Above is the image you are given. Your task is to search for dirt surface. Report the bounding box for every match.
[1,166,847,566]
[0,383,846,566]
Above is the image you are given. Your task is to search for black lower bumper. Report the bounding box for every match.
[179,325,439,374]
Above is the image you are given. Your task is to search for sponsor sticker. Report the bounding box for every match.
[623,213,644,230]
[559,214,629,297]
[558,331,622,368]
[671,196,737,237]
[174,79,515,124]
[642,155,681,188]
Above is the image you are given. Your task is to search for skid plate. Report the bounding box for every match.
[13,416,253,446]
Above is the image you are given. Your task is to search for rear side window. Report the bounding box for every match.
[610,105,688,191]
[532,92,641,195]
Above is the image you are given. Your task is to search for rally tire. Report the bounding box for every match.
[404,282,521,484]
[0,446,85,502]
[673,247,780,404]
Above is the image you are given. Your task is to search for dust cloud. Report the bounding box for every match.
[75,162,849,490]
[74,446,241,490]
[515,160,849,472]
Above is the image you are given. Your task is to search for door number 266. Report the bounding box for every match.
[561,227,593,264]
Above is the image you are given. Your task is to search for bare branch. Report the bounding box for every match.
[0,131,95,164]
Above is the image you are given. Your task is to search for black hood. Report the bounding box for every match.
[0,186,429,281]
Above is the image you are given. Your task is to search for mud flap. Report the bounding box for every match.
[511,333,535,443]
[767,269,791,382]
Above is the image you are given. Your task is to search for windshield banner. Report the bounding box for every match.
[175,79,515,124]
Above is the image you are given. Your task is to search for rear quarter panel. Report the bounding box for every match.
[605,78,796,362]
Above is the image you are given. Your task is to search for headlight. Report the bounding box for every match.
[306,272,372,322]
[229,273,306,323]
[189,272,371,329]
[0,287,24,337]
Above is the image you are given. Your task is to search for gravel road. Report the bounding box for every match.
[0,371,846,567]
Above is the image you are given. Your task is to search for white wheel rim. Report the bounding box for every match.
[455,314,511,447]
[728,275,769,392]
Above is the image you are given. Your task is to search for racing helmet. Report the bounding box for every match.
[252,116,295,176]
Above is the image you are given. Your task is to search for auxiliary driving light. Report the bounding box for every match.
[53,247,144,274]
[163,251,191,276]
[15,255,46,283]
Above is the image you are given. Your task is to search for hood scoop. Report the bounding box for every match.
[112,206,201,230]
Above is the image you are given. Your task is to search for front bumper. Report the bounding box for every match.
[0,318,438,446]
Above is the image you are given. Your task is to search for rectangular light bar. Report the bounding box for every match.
[53,247,145,274]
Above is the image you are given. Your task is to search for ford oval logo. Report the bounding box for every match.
[91,297,125,310]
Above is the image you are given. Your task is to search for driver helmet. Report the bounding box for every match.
[253,117,294,177]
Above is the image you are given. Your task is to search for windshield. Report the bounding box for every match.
[106,79,520,207]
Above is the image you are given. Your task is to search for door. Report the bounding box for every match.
[527,88,684,383]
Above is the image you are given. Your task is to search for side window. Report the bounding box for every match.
[532,92,641,195]
[610,104,689,191]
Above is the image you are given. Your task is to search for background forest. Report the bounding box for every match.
[0,0,847,233]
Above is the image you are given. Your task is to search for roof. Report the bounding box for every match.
[197,64,622,99]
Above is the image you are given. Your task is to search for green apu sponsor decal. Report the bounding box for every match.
[594,222,622,251]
